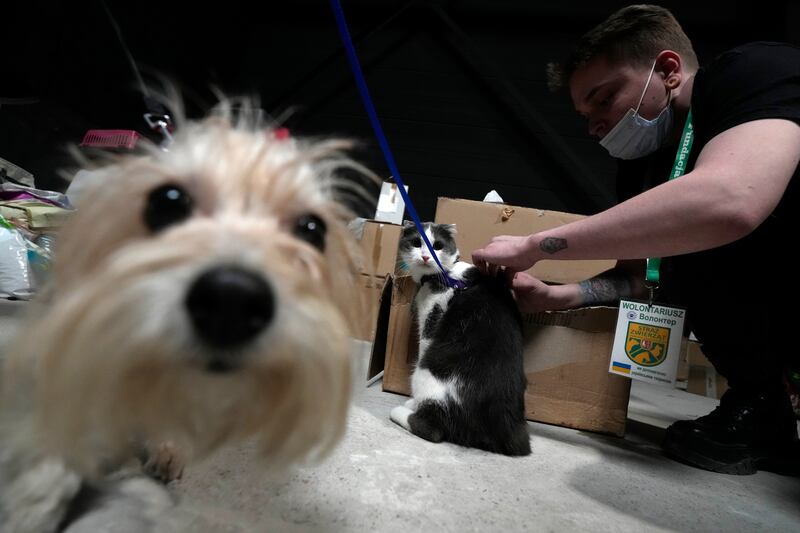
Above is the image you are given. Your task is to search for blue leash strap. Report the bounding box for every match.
[330,0,465,290]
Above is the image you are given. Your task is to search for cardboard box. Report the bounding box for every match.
[676,337,690,382]
[374,275,631,436]
[687,366,728,399]
[437,197,628,434]
[369,198,636,436]
[684,340,729,399]
[685,340,712,368]
[520,307,631,436]
[352,274,388,342]
[379,275,417,392]
[355,220,403,278]
[435,197,616,284]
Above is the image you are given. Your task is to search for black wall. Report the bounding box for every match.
[2,1,797,218]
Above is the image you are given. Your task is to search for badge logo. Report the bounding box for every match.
[625,322,670,367]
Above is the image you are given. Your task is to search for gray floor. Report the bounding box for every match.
[172,341,800,532]
[2,304,798,532]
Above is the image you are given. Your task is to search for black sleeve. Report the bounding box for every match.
[692,42,800,142]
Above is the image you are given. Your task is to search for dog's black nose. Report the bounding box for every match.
[185,266,274,350]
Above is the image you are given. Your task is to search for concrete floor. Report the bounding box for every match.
[1,304,798,532]
[172,341,800,532]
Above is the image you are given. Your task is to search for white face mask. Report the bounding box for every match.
[599,60,673,160]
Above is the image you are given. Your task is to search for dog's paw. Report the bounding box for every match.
[143,441,185,483]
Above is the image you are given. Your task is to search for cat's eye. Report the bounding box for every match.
[144,183,193,232]
[433,241,443,251]
[294,213,327,251]
[412,237,422,248]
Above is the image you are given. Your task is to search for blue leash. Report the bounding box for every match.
[330,0,465,290]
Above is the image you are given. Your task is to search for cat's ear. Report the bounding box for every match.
[443,224,457,235]
[402,220,416,228]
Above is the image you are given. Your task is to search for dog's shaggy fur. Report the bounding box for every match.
[0,100,372,532]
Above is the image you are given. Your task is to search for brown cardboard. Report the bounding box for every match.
[687,366,729,399]
[379,276,418,392]
[675,337,690,382]
[366,277,394,380]
[378,275,631,437]
[353,274,388,343]
[434,197,616,284]
[684,340,728,398]
[686,340,713,368]
[520,308,630,436]
[356,220,403,278]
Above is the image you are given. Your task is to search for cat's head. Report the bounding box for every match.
[397,222,459,280]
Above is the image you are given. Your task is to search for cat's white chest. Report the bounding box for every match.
[413,261,474,358]
[411,287,460,405]
[408,262,475,407]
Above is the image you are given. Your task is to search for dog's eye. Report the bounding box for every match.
[144,184,193,232]
[294,214,327,251]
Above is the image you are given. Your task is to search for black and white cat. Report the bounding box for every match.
[390,222,531,456]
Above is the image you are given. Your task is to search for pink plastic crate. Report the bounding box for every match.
[80,129,141,150]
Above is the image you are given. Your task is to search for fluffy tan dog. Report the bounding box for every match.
[0,99,372,532]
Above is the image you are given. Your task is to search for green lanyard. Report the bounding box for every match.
[645,109,694,303]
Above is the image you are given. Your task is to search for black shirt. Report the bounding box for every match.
[616,41,800,220]
[614,42,800,306]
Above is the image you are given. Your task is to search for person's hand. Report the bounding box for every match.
[507,271,560,314]
[472,235,536,274]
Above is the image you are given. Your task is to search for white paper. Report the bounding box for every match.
[374,182,408,225]
[482,190,504,203]
[609,299,686,387]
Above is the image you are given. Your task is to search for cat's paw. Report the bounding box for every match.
[390,406,413,431]
[451,261,478,281]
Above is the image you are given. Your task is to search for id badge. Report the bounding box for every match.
[609,299,686,387]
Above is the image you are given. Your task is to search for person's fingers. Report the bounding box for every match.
[471,249,488,266]
[473,235,524,269]
[510,271,536,291]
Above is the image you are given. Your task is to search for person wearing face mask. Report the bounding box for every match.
[473,4,800,475]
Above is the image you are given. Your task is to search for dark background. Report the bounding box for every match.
[2,0,798,218]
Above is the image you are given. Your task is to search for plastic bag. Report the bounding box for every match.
[0,226,33,299]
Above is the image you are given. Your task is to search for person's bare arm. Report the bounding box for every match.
[576,259,647,305]
[473,119,800,270]
[510,259,646,312]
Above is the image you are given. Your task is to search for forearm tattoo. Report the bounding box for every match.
[578,274,633,306]
[540,237,567,255]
